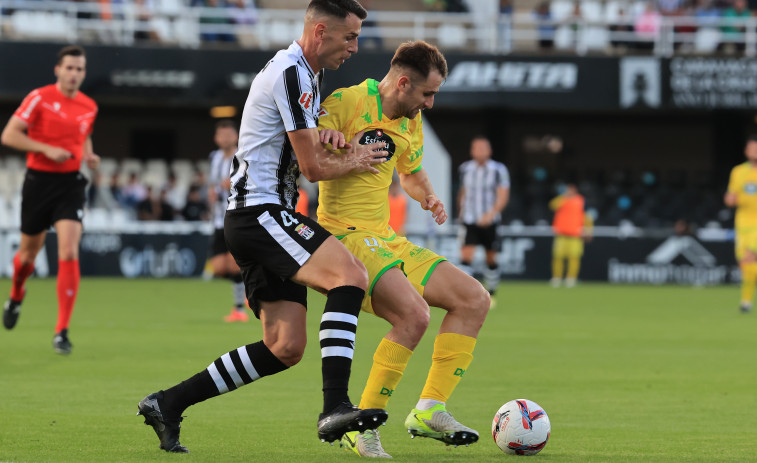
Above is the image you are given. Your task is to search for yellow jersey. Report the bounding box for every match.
[728,162,757,229]
[317,79,423,237]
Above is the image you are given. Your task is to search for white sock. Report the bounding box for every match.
[232,281,246,311]
[415,398,444,411]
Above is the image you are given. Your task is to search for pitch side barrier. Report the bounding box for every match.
[0,224,739,284]
[404,225,740,286]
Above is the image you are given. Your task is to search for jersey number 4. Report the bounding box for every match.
[281,211,299,227]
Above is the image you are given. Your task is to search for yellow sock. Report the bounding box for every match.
[419,333,476,403]
[358,338,413,410]
[740,263,757,305]
[552,257,564,280]
[567,257,581,279]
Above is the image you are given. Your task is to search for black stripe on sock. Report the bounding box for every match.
[319,320,357,332]
[214,358,237,392]
[229,348,253,384]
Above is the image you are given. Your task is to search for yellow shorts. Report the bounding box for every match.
[337,231,446,314]
[735,228,757,261]
[553,235,583,259]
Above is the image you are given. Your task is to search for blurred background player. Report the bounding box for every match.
[549,183,593,288]
[724,135,757,313]
[317,41,490,458]
[388,174,407,235]
[1,45,100,354]
[457,135,510,305]
[207,119,248,322]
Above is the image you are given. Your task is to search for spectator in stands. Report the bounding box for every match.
[181,184,209,221]
[229,0,257,24]
[134,0,161,42]
[694,0,721,27]
[500,0,513,15]
[163,171,185,212]
[193,0,235,43]
[549,183,592,288]
[191,168,209,202]
[534,1,555,49]
[120,172,147,208]
[423,0,469,12]
[634,1,662,49]
[137,186,173,221]
[657,0,686,16]
[722,0,752,50]
[88,172,119,210]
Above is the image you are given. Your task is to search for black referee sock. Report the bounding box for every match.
[161,341,287,417]
[320,285,364,414]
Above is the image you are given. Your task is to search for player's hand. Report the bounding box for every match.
[84,152,101,170]
[422,195,447,225]
[320,129,351,150]
[45,146,72,163]
[346,130,387,174]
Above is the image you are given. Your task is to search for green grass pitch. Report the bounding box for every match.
[0,278,755,462]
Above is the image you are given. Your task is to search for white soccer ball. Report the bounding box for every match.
[491,399,551,456]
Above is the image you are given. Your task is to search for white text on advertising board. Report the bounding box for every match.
[446,62,577,91]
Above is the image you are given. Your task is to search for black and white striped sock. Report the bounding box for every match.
[320,285,364,413]
[162,341,287,416]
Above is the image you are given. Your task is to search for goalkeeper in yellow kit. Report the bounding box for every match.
[725,135,757,313]
[317,41,490,458]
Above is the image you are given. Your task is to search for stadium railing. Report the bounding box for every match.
[3,0,757,55]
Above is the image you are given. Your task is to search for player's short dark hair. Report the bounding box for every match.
[215,119,237,132]
[471,134,489,143]
[307,0,367,20]
[748,134,757,143]
[391,41,448,81]
[57,45,85,65]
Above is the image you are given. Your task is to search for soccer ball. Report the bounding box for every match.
[491,399,551,456]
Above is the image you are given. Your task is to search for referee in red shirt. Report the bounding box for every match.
[1,45,100,355]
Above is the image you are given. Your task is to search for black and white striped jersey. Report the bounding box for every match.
[228,41,323,212]
[208,149,234,229]
[459,159,511,225]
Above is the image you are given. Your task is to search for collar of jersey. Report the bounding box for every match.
[367,79,383,122]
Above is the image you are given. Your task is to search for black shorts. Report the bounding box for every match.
[210,228,228,257]
[21,169,87,235]
[224,204,331,318]
[463,223,500,251]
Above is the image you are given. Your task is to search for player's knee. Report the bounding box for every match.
[270,338,306,367]
[472,285,491,320]
[340,256,369,290]
[405,304,430,342]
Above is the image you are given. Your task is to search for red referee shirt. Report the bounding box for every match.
[13,84,98,173]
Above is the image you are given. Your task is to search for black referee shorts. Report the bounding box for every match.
[209,228,229,257]
[463,223,501,252]
[224,204,331,318]
[21,168,87,235]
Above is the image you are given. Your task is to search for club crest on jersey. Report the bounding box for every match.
[360,129,396,161]
[295,223,315,240]
[299,92,313,110]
